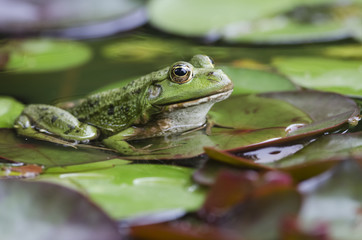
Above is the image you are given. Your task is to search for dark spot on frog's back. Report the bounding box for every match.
[40,107,49,111]
[89,100,100,108]
[207,72,214,76]
[63,124,75,134]
[108,104,115,115]
[51,115,58,123]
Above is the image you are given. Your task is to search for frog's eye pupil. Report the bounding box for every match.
[174,67,187,76]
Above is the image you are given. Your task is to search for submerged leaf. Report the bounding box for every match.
[0,180,121,240]
[299,159,362,239]
[0,129,120,167]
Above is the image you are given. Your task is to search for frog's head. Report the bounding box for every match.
[149,55,233,107]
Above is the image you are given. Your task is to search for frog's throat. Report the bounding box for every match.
[163,89,233,111]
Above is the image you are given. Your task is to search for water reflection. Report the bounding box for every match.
[240,144,304,164]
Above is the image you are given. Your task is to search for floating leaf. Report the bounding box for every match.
[208,94,312,130]
[0,129,121,167]
[148,0,301,37]
[148,0,361,43]
[0,96,24,128]
[39,163,206,219]
[272,57,362,97]
[5,39,92,73]
[0,180,121,240]
[299,160,362,239]
[221,67,297,95]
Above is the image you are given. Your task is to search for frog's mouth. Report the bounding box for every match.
[164,89,233,111]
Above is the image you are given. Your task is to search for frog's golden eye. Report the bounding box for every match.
[169,63,193,84]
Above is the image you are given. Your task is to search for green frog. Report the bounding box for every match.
[14,55,233,155]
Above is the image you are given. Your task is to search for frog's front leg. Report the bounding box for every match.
[102,122,174,155]
[14,104,99,145]
[102,127,149,155]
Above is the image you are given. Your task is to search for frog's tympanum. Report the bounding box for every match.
[14,55,233,155]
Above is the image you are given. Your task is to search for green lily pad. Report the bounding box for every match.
[0,180,121,240]
[0,129,120,167]
[148,0,361,43]
[148,0,306,37]
[299,160,362,239]
[5,39,92,73]
[220,67,297,95]
[272,57,362,97]
[0,96,24,128]
[39,163,206,219]
[208,94,312,130]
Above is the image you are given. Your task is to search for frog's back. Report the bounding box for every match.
[68,72,163,133]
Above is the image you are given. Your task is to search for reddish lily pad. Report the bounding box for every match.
[219,185,302,240]
[0,180,121,240]
[270,132,362,168]
[0,129,120,167]
[131,222,240,240]
[196,132,362,185]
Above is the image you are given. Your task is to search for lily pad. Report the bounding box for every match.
[39,163,206,219]
[0,129,120,167]
[272,57,362,97]
[220,66,297,95]
[0,96,24,128]
[148,0,306,37]
[299,160,362,239]
[148,0,361,43]
[0,180,121,240]
[4,39,92,73]
[208,94,312,130]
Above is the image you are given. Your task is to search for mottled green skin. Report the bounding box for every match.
[68,69,167,134]
[14,55,233,153]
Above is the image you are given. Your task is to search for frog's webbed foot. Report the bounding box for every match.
[14,115,78,148]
